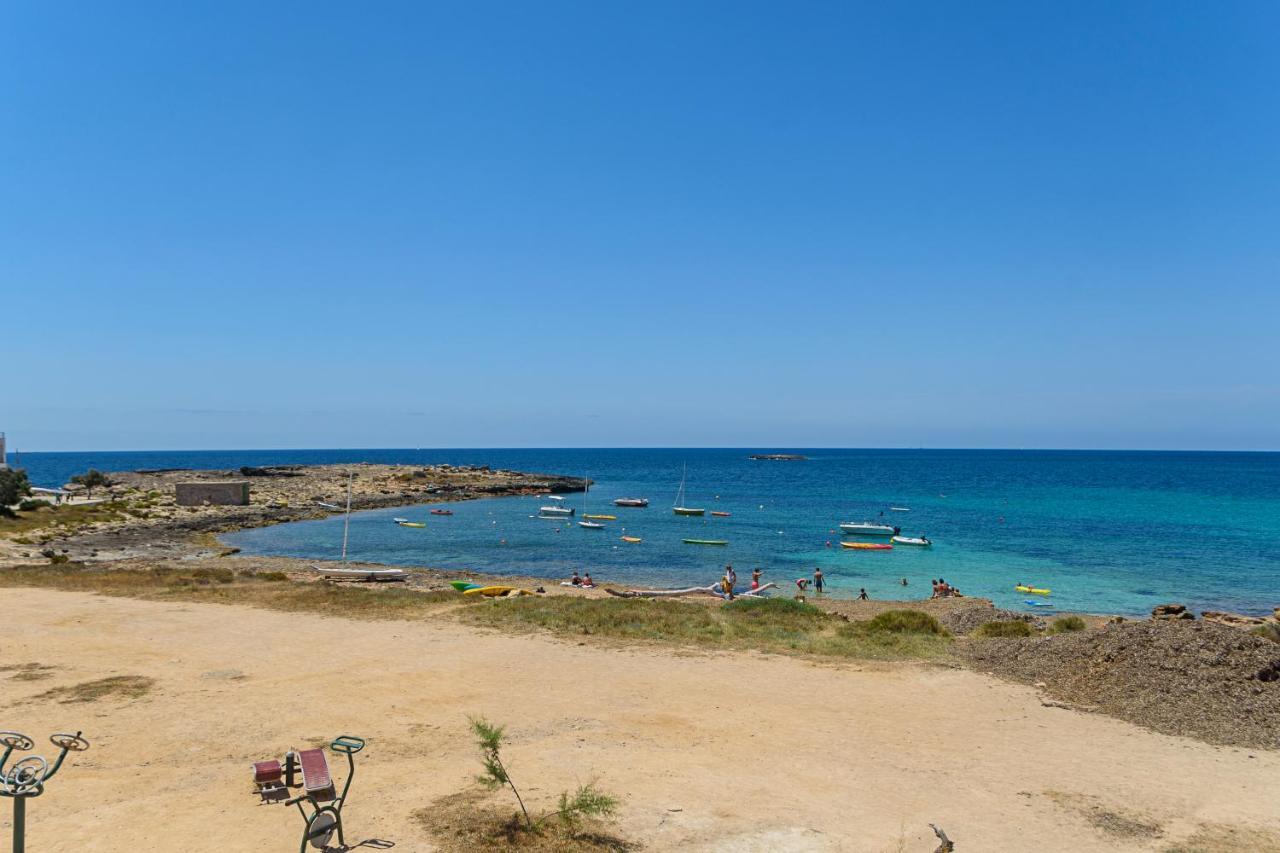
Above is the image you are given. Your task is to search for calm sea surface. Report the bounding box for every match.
[15,448,1280,616]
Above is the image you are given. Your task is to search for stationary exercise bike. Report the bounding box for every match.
[0,729,91,853]
[254,734,365,852]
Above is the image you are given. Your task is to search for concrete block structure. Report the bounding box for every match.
[0,432,7,469]
[175,481,250,506]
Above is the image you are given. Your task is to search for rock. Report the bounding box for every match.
[1201,611,1265,628]
[1152,603,1193,620]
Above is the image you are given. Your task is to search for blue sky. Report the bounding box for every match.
[2,1,1277,451]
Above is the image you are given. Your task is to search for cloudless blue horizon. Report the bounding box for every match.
[3,2,1278,452]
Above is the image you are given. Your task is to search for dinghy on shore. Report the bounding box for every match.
[310,564,407,582]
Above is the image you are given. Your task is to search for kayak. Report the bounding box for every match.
[891,536,931,546]
[710,511,731,517]
[1015,585,1052,595]
[840,541,893,550]
[449,581,481,591]
[890,507,910,512]
[583,514,617,520]
[683,538,728,546]
[463,585,528,597]
[1025,600,1054,608]
[430,509,453,516]
[397,521,426,528]
[620,536,642,543]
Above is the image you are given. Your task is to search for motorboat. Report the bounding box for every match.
[538,504,575,517]
[839,522,899,537]
[578,520,605,529]
[613,498,649,507]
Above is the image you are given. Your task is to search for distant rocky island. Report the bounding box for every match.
[749,453,807,461]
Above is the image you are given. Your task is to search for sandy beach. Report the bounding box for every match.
[3,586,1278,852]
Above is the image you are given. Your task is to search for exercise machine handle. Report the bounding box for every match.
[330,736,365,755]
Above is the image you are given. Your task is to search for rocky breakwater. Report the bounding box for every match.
[8,463,586,564]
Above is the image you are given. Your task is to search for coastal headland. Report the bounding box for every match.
[1,463,1278,851]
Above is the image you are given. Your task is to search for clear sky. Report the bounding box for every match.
[2,1,1277,451]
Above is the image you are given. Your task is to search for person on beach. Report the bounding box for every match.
[813,567,824,594]
[570,571,581,586]
[722,568,735,601]
[583,572,595,588]
[725,564,737,589]
[930,579,940,598]
[858,588,869,600]
[751,568,762,590]
[900,577,909,586]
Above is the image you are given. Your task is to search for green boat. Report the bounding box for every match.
[683,538,728,546]
[449,580,481,591]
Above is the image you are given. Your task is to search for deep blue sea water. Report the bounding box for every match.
[13,448,1280,616]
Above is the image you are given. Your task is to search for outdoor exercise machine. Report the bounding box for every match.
[0,729,91,853]
[253,734,366,852]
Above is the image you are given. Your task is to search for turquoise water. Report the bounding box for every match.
[17,448,1280,615]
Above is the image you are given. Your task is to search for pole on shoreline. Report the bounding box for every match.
[340,472,353,563]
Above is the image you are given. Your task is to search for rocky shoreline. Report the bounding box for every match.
[0,462,585,566]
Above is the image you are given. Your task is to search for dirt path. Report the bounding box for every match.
[4,588,1277,852]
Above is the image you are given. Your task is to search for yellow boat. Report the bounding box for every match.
[462,585,529,597]
[397,521,426,528]
[620,536,641,543]
[1015,585,1051,595]
[583,514,617,520]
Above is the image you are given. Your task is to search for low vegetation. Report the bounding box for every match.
[973,620,1034,638]
[1048,616,1087,634]
[460,597,952,660]
[0,562,461,620]
[0,468,32,517]
[0,501,131,538]
[1250,623,1280,643]
[413,716,626,851]
[32,675,155,703]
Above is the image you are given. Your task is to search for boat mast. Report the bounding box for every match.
[340,471,353,563]
[675,463,686,508]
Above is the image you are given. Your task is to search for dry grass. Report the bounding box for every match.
[0,563,463,620]
[1163,824,1280,852]
[460,597,952,660]
[413,790,635,852]
[32,675,155,704]
[1,663,58,682]
[0,502,130,538]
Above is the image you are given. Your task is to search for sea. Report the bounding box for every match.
[13,448,1280,617]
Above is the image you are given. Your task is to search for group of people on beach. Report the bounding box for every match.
[930,577,961,598]
[716,565,765,600]
[568,570,595,588]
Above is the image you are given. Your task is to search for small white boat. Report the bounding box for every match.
[392,517,409,523]
[891,535,932,547]
[317,501,341,510]
[839,522,899,537]
[890,506,910,512]
[310,564,407,582]
[578,520,605,529]
[613,498,649,507]
[538,505,575,517]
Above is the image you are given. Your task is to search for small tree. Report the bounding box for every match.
[0,469,31,517]
[70,469,112,498]
[470,716,617,835]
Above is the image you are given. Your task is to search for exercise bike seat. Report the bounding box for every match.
[298,748,335,802]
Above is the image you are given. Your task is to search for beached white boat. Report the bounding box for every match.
[891,535,932,546]
[839,522,899,537]
[672,464,705,516]
[310,564,407,582]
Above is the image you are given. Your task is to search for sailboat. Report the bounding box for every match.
[311,472,406,581]
[578,474,605,529]
[672,464,705,516]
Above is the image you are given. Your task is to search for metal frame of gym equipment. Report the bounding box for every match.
[254,734,366,852]
[0,730,90,853]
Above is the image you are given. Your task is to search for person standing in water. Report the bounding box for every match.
[722,567,736,600]
[813,567,825,594]
[750,568,762,591]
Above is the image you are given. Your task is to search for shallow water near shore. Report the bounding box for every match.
[19,448,1280,616]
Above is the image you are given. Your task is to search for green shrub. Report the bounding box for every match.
[18,499,50,512]
[48,553,70,565]
[256,571,289,582]
[1251,623,1280,644]
[191,567,235,584]
[974,620,1033,638]
[865,609,948,635]
[1048,616,1086,634]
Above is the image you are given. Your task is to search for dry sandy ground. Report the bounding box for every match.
[4,588,1278,853]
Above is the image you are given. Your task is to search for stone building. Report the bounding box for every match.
[175,481,250,506]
